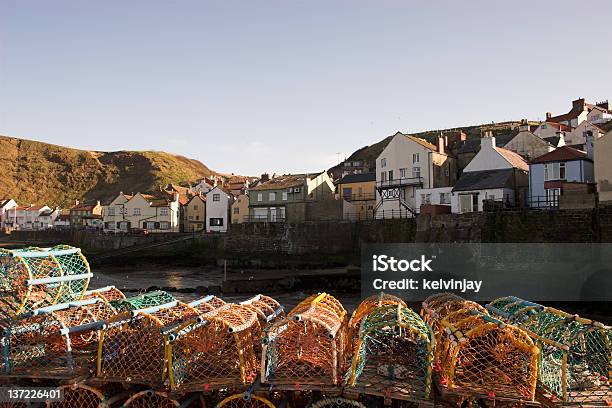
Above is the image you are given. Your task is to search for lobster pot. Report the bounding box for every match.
[347,304,434,402]
[240,294,284,357]
[437,307,538,401]
[487,297,611,404]
[262,293,348,387]
[0,246,91,317]
[97,300,198,386]
[166,303,261,391]
[47,384,107,408]
[123,390,179,408]
[84,285,126,303]
[349,293,406,333]
[421,293,485,362]
[1,314,72,378]
[109,290,176,312]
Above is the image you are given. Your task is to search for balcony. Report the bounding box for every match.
[342,192,376,202]
[376,177,423,189]
[243,215,287,223]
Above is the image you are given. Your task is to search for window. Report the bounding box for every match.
[412,166,421,179]
[445,166,450,177]
[381,172,387,182]
[269,192,276,201]
[279,207,286,220]
[160,208,169,216]
[233,207,240,214]
[421,194,431,204]
[546,188,561,205]
[213,194,220,202]
[282,192,288,201]
[399,168,407,178]
[193,205,198,210]
[120,207,127,214]
[544,162,566,181]
[388,170,394,181]
[107,208,115,216]
[210,218,224,226]
[257,193,263,202]
[133,208,141,216]
[459,193,478,213]
[541,124,547,129]
[343,187,352,199]
[413,153,420,163]
[381,158,387,168]
[189,216,193,220]
[440,192,451,204]
[160,221,170,230]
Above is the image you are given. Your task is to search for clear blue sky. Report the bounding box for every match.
[1,1,611,176]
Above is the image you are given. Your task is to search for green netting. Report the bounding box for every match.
[109,290,176,311]
[346,304,434,401]
[487,297,611,404]
[0,245,90,317]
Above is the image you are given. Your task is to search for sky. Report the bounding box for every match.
[1,1,612,176]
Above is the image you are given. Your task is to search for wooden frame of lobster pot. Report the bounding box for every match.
[262,293,348,388]
[346,303,435,403]
[487,296,611,405]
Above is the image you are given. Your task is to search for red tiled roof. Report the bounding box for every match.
[531,146,589,164]
[405,135,438,151]
[71,204,97,212]
[542,122,570,131]
[250,175,304,191]
[494,147,529,171]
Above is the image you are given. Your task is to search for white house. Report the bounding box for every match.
[415,186,452,211]
[504,123,554,161]
[0,198,17,229]
[451,136,529,213]
[375,132,457,218]
[564,120,606,146]
[38,208,60,229]
[529,146,594,208]
[5,205,53,230]
[205,186,233,232]
[193,178,216,194]
[587,105,612,124]
[533,122,570,140]
[103,192,180,233]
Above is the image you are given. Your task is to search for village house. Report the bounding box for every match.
[564,121,606,147]
[70,201,102,229]
[544,98,609,128]
[415,186,453,214]
[451,135,529,213]
[192,177,216,194]
[103,192,180,233]
[529,145,595,208]
[337,172,376,220]
[248,172,339,223]
[375,132,457,218]
[223,176,250,196]
[53,213,71,229]
[183,194,206,232]
[595,129,612,204]
[586,103,612,124]
[503,122,555,161]
[533,121,570,140]
[0,198,17,229]
[205,186,233,232]
[6,204,53,230]
[38,208,60,229]
[231,193,249,224]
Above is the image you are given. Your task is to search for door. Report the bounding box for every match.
[270,207,277,222]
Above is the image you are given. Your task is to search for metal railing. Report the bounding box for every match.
[243,215,287,223]
[341,193,376,202]
[376,177,423,189]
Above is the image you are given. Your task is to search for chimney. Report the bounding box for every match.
[546,112,552,120]
[572,98,585,111]
[261,173,270,182]
[437,136,445,155]
[596,100,610,111]
[519,119,530,132]
[481,131,496,150]
[585,131,594,159]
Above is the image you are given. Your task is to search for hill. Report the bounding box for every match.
[0,135,216,207]
[329,121,536,177]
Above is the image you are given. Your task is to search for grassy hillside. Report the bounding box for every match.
[0,135,216,207]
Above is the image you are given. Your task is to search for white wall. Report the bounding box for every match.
[451,188,513,213]
[415,187,452,212]
[206,187,232,232]
[463,137,513,172]
[375,133,435,216]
